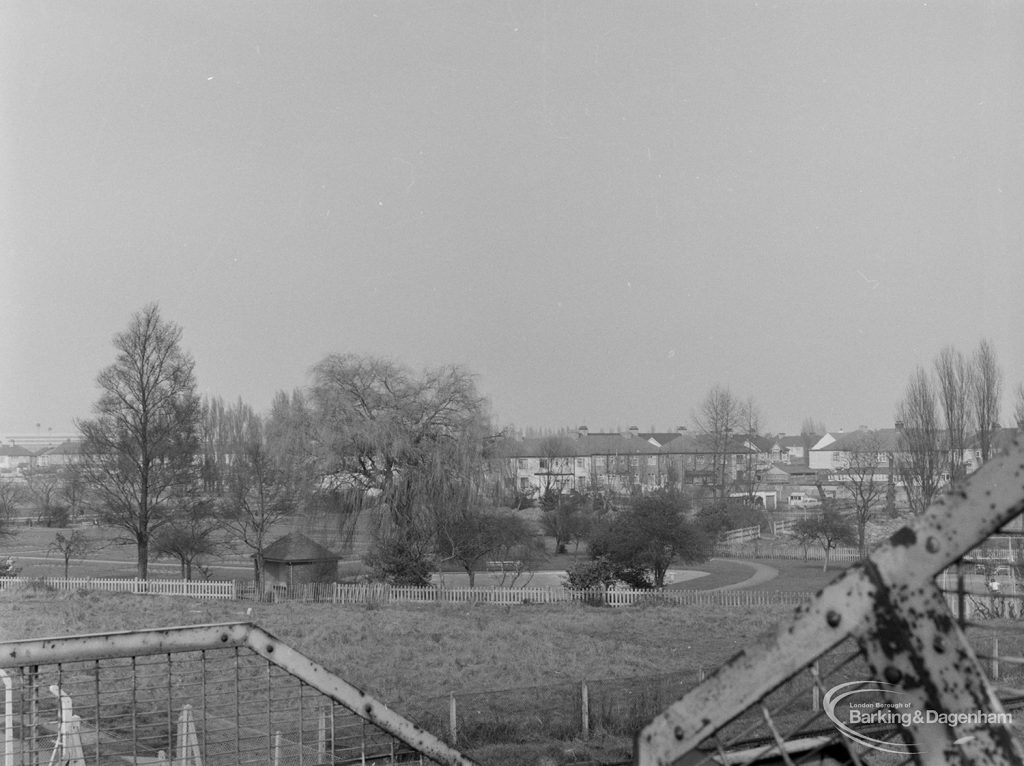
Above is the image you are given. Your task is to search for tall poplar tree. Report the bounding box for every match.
[78,304,201,578]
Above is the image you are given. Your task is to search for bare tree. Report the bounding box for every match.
[77,304,202,578]
[832,431,888,556]
[1013,382,1024,430]
[800,418,826,467]
[48,530,93,580]
[537,435,577,494]
[693,385,748,499]
[59,465,89,521]
[934,345,973,484]
[25,469,65,526]
[0,477,24,539]
[153,498,222,580]
[895,366,944,516]
[213,399,301,589]
[793,511,855,572]
[972,338,1003,463]
[738,396,763,499]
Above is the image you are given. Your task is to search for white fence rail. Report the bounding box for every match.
[0,575,813,608]
[714,542,863,562]
[721,525,760,544]
[282,582,814,608]
[0,575,237,598]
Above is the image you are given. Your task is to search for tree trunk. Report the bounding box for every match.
[137,536,148,579]
[467,568,476,588]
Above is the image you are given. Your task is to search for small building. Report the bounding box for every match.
[258,533,340,590]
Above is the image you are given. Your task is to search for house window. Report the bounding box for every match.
[576,457,585,469]
[517,459,527,470]
[647,456,657,467]
[539,459,549,470]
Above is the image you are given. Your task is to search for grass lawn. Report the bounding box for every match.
[0,587,799,764]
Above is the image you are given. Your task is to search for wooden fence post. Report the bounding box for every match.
[449,693,457,745]
[581,681,589,740]
[992,635,1000,680]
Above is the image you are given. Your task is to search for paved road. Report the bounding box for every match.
[711,558,779,590]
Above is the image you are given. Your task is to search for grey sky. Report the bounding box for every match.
[3,2,1023,436]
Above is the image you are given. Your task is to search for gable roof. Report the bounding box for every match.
[770,462,823,478]
[817,429,901,453]
[39,439,84,456]
[0,444,34,457]
[259,533,340,563]
[777,435,809,448]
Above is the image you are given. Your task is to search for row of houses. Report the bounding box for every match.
[0,436,83,473]
[492,425,798,500]
[492,424,1022,509]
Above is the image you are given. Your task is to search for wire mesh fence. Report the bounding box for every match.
[0,624,472,766]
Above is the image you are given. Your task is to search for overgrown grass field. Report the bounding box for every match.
[1,586,798,763]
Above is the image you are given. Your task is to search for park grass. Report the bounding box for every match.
[0,586,799,762]
[0,589,793,699]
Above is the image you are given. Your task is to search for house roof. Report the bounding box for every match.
[816,429,901,452]
[657,432,757,455]
[640,431,689,447]
[966,427,1020,452]
[769,462,822,477]
[496,430,760,458]
[0,444,34,457]
[39,439,84,456]
[776,435,808,448]
[259,533,340,563]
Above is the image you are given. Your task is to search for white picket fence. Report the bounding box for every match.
[0,575,813,608]
[273,581,814,608]
[714,542,863,562]
[0,576,237,599]
[721,525,761,544]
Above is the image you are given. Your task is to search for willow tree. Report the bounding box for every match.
[304,354,490,584]
[77,304,201,578]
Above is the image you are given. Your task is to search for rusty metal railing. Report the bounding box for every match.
[0,622,477,766]
[636,439,1024,765]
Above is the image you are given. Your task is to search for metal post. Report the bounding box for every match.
[957,559,967,628]
[810,662,820,712]
[93,660,99,766]
[131,656,138,763]
[0,668,13,766]
[167,653,174,758]
[449,693,457,745]
[580,681,589,740]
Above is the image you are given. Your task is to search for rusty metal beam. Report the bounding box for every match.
[0,621,478,766]
[0,622,251,667]
[856,568,1019,764]
[636,440,1024,765]
[244,624,478,766]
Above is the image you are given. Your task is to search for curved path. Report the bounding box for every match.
[709,558,779,590]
